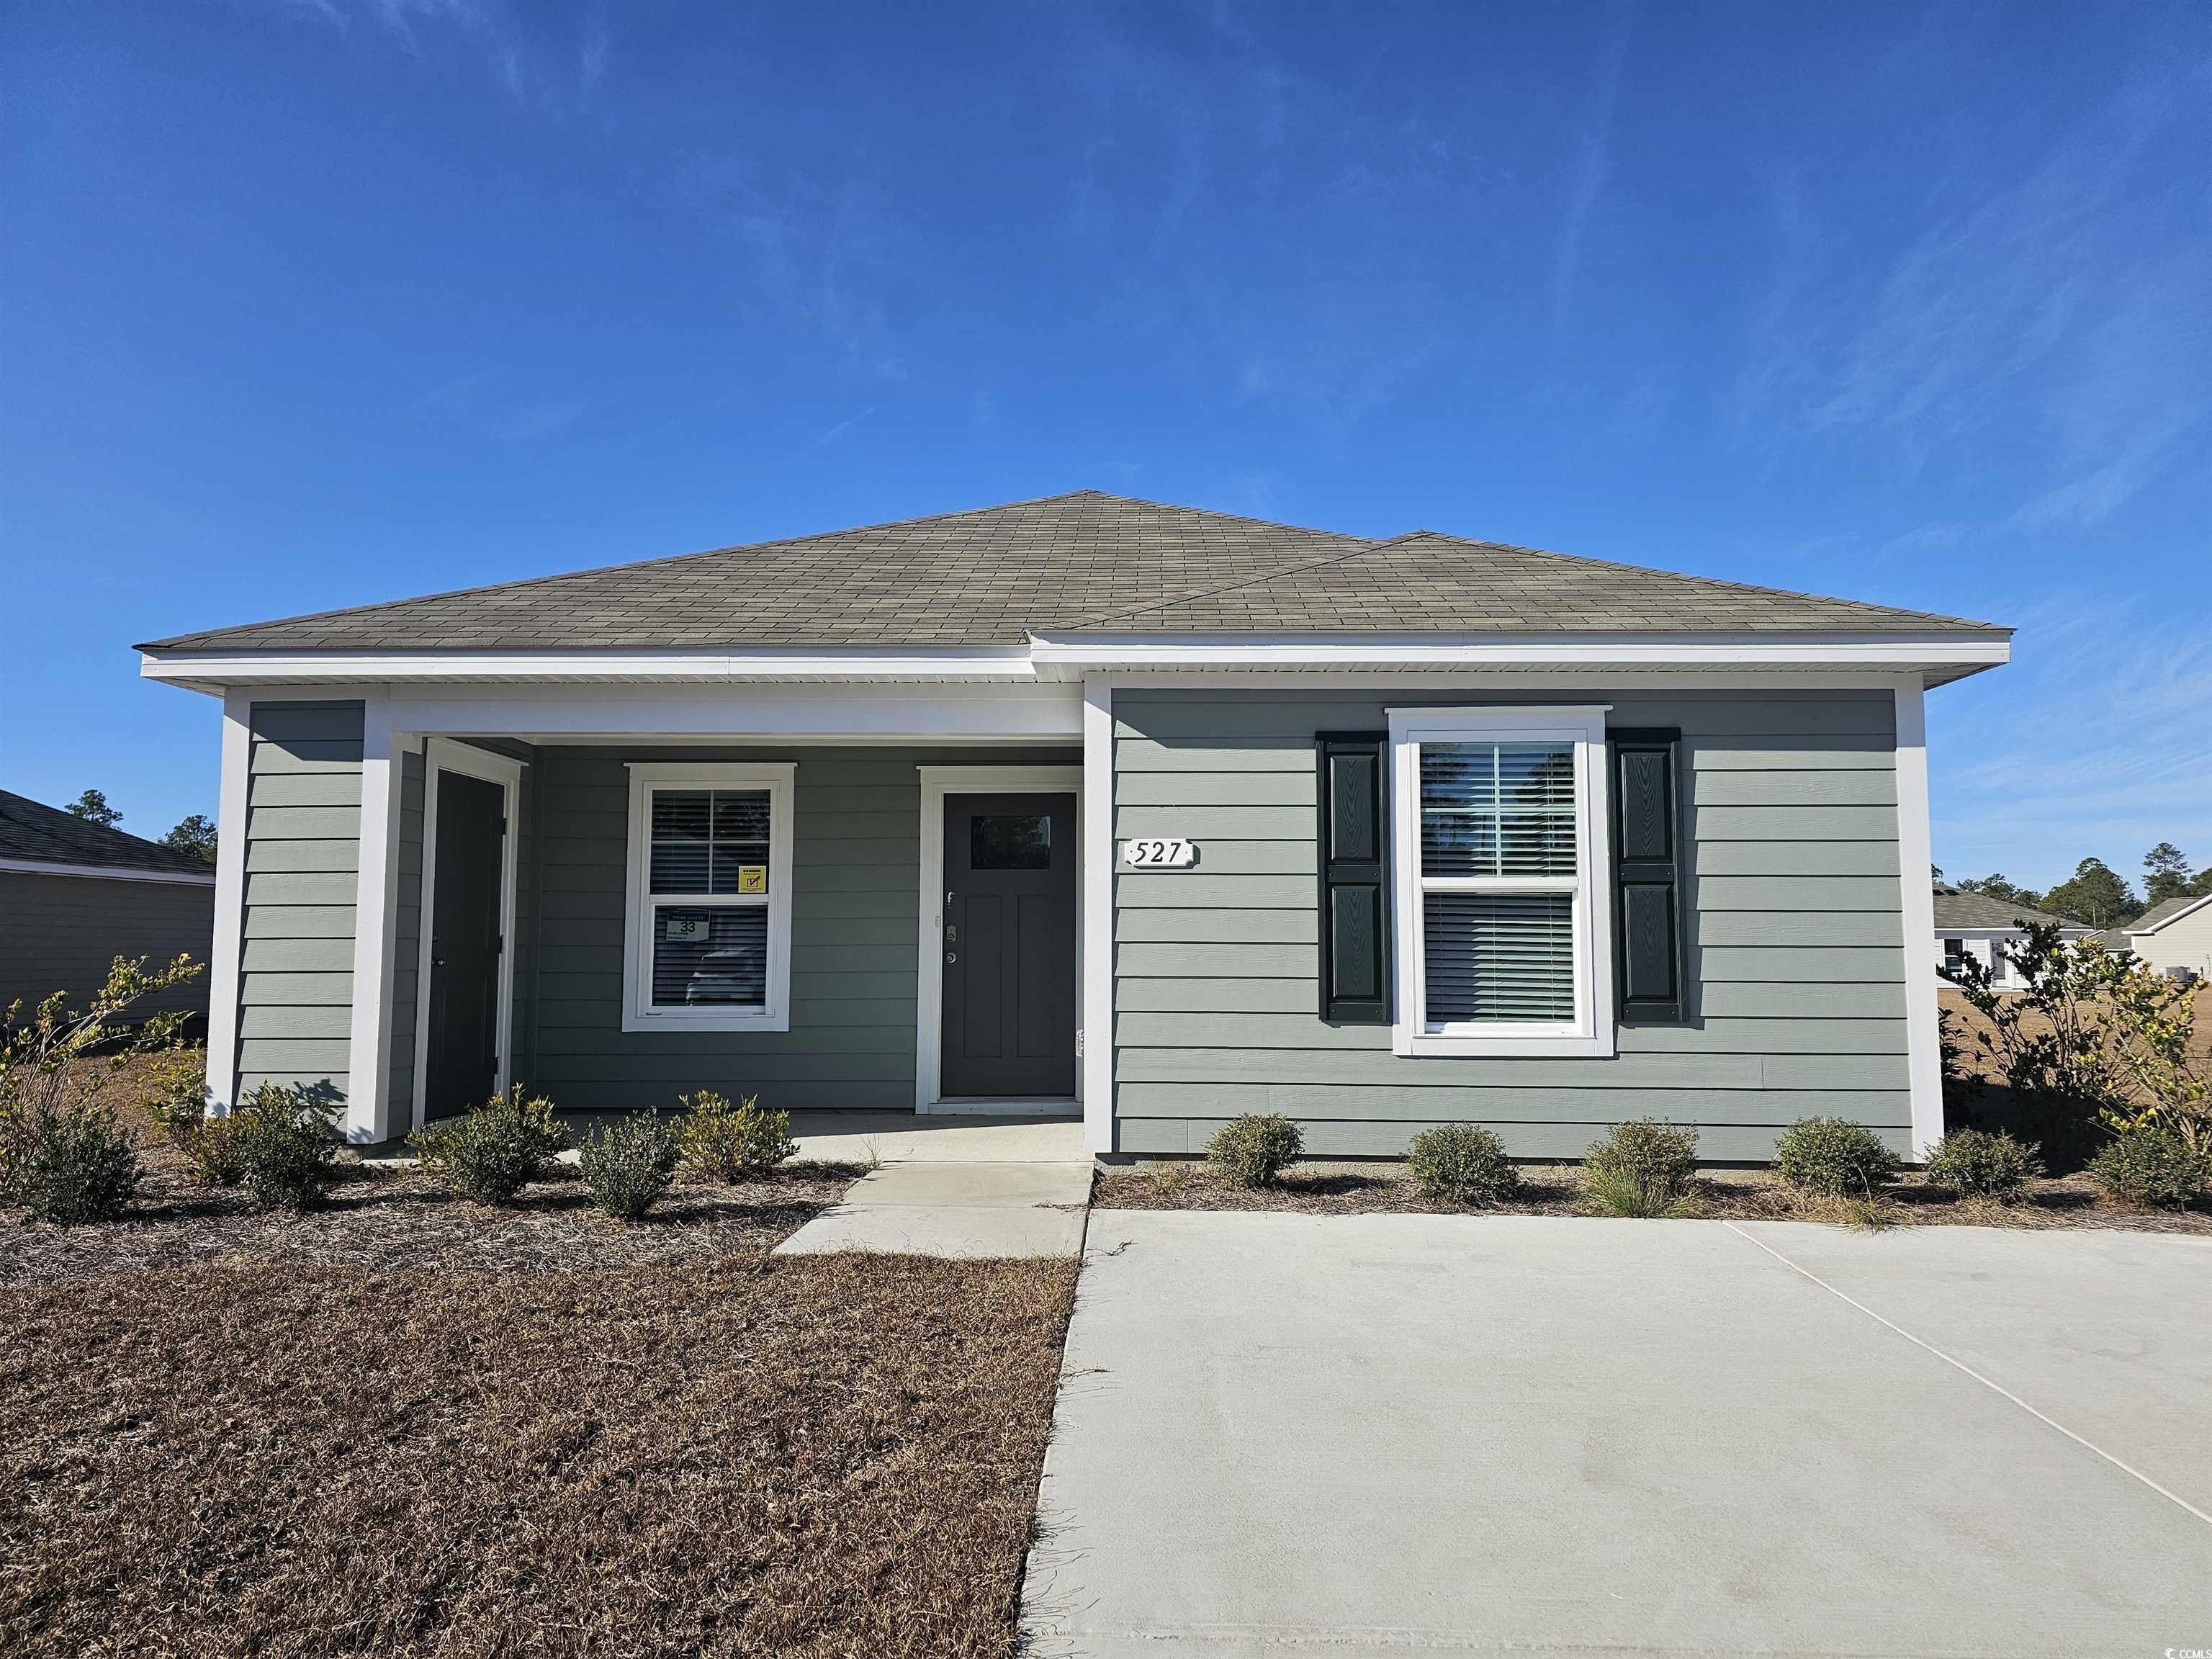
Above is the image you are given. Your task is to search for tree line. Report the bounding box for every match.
[1943,842,2212,930]
[60,788,216,863]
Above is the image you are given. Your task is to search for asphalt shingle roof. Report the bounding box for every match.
[1931,887,2080,932]
[0,790,216,877]
[2126,896,2206,934]
[140,491,2007,654]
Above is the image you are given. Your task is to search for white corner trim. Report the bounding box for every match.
[1894,683,1945,1161]
[0,858,215,886]
[621,761,796,1033]
[914,763,1087,1118]
[345,697,401,1144]
[1081,683,1114,1154]
[1385,706,1617,1059]
[410,739,526,1133]
[203,689,253,1113]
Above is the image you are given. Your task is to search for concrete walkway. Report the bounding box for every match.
[1022,1212,2212,1658]
[788,1110,1086,1164]
[773,1151,1092,1258]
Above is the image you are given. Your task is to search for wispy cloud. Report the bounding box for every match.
[798,405,878,457]
[1550,0,1634,339]
[269,0,607,107]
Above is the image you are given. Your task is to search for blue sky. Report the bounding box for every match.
[3,1,2206,891]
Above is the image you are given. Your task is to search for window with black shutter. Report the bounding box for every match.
[1316,732,1390,1023]
[1609,728,1686,1024]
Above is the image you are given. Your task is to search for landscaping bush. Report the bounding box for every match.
[6,1100,140,1226]
[580,1113,681,1221]
[1773,1117,1899,1196]
[2088,1125,2207,1212]
[140,1046,209,1149]
[1923,1128,2043,1201]
[1407,1123,1518,1205]
[232,1082,341,1212]
[186,1114,248,1187]
[1205,1113,1302,1188]
[410,1084,569,1205]
[1583,1118,1699,1217]
[676,1090,796,1181]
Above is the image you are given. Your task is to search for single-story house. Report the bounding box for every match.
[136,492,2013,1160]
[0,788,216,1025]
[1929,884,2090,992]
[2113,894,2212,983]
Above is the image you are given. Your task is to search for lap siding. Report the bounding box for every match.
[1110,689,1912,1160]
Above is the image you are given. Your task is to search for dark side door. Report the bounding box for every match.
[941,793,1076,1097]
[425,770,505,1120]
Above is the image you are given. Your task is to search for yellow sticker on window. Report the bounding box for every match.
[737,866,767,894]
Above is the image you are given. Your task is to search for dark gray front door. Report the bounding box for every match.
[942,793,1076,1097]
[425,770,504,1120]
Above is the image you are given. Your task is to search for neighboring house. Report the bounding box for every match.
[1930,884,2090,992]
[0,788,216,1024]
[2115,894,2212,983]
[135,491,2012,1159]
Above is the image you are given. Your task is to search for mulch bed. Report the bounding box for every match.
[1,1254,1078,1658]
[1094,1163,2212,1233]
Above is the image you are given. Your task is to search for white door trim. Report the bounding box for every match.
[412,738,526,1132]
[915,764,1084,1116]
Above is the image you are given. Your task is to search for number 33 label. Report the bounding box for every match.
[1123,838,1197,868]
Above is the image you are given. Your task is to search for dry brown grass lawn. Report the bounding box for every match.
[0,1254,1077,1658]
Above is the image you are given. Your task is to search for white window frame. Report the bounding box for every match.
[1388,706,1616,1058]
[622,761,796,1033]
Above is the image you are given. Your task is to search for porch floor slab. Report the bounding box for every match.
[788,1111,1087,1165]
[773,1158,1094,1259]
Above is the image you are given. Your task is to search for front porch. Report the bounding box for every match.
[199,682,1115,1154]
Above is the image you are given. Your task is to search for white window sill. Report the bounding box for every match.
[621,1008,789,1034]
[1393,1026,1617,1059]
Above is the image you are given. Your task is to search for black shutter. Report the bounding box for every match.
[1610,728,1687,1025]
[1316,732,1391,1024]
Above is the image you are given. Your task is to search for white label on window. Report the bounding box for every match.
[664,915,710,943]
[1123,838,1197,868]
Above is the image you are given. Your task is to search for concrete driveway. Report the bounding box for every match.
[1022,1213,2212,1658]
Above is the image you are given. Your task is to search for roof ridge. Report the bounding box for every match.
[1382,530,2008,635]
[1051,527,1403,631]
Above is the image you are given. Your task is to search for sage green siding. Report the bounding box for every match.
[1112,689,1911,1160]
[236,700,363,1105]
[0,871,213,1022]
[523,745,1077,1112]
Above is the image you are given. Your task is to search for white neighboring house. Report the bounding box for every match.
[1931,884,2090,992]
[2110,894,2212,984]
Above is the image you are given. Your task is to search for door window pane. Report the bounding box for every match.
[971,813,1052,870]
[652,905,768,1007]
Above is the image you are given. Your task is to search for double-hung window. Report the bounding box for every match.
[623,763,796,1032]
[1388,708,1614,1056]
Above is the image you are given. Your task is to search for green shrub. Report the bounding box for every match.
[186,1114,248,1187]
[1773,1117,1899,1196]
[1924,1128,2043,1200]
[233,1083,341,1212]
[1583,1118,1699,1217]
[1407,1123,1518,1205]
[140,1046,209,1149]
[1206,1114,1302,1188]
[410,1084,569,1205]
[7,1100,140,1226]
[580,1113,681,1221]
[2088,1126,2207,1211]
[676,1090,796,1181]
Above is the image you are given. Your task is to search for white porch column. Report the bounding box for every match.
[343,695,407,1143]
[1894,680,1944,1161]
[202,688,254,1114]
[1082,679,1115,1154]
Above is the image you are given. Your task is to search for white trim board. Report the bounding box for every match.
[204,689,253,1113]
[1081,682,1114,1154]
[914,764,1085,1117]
[410,738,526,1133]
[1894,683,1945,1161]
[0,858,215,886]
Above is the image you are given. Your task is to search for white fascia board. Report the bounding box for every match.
[0,858,217,886]
[387,681,1082,741]
[139,647,1038,684]
[1028,632,2013,670]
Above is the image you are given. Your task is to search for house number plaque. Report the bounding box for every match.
[1123,838,1198,868]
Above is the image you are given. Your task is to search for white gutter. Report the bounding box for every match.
[1026,631,2013,669]
[0,857,217,886]
[138,647,1041,685]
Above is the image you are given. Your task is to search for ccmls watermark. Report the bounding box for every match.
[2167,1647,2212,1658]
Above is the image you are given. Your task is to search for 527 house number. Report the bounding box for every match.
[1123,837,1198,868]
